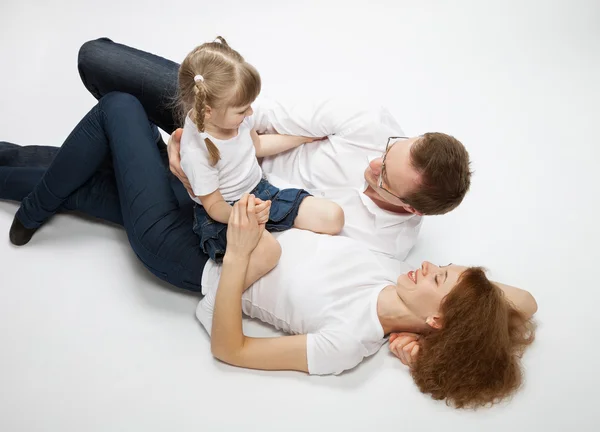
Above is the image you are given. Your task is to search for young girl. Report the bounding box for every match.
[177,37,345,285]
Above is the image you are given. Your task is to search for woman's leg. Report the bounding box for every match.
[13,101,136,232]
[91,92,206,290]
[5,93,206,290]
[77,38,181,133]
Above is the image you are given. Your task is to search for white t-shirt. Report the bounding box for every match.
[196,229,412,375]
[180,115,263,203]
[252,96,423,262]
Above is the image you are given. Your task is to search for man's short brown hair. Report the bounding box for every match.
[404,132,472,215]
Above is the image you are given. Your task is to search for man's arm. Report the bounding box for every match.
[252,96,404,152]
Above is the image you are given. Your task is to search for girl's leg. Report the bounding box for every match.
[244,230,282,289]
[77,38,181,133]
[293,196,345,235]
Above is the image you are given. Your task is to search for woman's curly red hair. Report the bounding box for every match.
[411,267,536,408]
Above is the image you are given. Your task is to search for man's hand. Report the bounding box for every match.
[167,128,193,195]
[389,332,420,367]
[254,198,271,225]
[225,194,264,259]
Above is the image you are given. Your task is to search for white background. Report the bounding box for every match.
[1,0,599,430]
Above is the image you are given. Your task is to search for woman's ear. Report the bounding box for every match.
[425,315,442,330]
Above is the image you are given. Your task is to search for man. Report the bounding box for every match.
[78,38,472,269]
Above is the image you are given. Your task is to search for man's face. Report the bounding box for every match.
[363,137,422,213]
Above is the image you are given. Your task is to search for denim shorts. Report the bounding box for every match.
[193,178,312,263]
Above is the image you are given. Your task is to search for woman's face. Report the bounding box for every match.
[395,262,467,325]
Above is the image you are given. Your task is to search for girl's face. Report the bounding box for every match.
[208,103,254,131]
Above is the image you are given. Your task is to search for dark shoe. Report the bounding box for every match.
[9,215,38,246]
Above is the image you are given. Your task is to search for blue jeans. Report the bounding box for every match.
[1,93,206,292]
[77,37,181,134]
[194,178,311,262]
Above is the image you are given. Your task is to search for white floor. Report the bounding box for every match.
[1,0,599,430]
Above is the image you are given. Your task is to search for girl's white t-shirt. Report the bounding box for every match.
[180,115,263,203]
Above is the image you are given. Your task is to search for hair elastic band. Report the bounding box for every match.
[194,74,204,83]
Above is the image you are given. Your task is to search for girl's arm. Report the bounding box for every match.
[198,189,232,224]
[251,128,323,158]
[210,194,309,372]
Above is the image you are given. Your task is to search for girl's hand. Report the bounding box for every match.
[254,198,271,225]
[303,136,328,143]
[389,332,420,367]
[226,194,264,259]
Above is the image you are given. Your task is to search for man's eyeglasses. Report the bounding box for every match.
[378,136,409,201]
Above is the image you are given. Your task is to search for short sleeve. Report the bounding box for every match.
[195,263,222,336]
[180,126,219,197]
[306,330,367,375]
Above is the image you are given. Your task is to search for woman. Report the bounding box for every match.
[203,195,536,409]
[0,92,536,408]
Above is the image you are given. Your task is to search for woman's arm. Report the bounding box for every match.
[210,194,309,372]
[492,281,538,318]
[389,281,538,367]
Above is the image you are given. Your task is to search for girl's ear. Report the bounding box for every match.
[204,105,213,120]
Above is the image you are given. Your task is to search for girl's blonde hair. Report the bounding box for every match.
[177,36,261,165]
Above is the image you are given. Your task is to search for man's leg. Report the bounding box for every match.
[0,142,59,168]
[77,38,181,134]
[0,141,123,225]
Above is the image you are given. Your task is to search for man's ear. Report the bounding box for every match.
[404,205,423,216]
[425,315,442,330]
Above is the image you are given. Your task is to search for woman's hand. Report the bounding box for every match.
[225,194,264,259]
[167,128,193,195]
[254,198,271,225]
[389,332,420,367]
